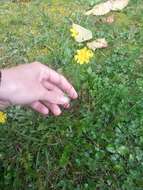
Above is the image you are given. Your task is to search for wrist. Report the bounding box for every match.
[0,69,11,109]
[0,69,6,99]
[0,69,5,99]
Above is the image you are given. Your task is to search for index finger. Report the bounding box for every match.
[44,67,78,99]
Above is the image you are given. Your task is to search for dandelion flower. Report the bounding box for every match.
[70,27,79,39]
[74,47,94,64]
[0,111,7,124]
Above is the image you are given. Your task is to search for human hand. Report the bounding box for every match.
[0,62,78,116]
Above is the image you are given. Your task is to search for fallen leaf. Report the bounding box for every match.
[85,1,112,16]
[85,0,129,16]
[72,23,93,43]
[87,38,108,51]
[110,0,129,11]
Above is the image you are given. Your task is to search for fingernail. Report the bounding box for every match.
[71,91,78,99]
[74,92,78,99]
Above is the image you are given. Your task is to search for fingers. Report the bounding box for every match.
[63,103,70,109]
[44,67,78,99]
[42,81,64,96]
[30,100,69,116]
[30,101,62,116]
[44,90,70,105]
[42,80,71,105]
[30,101,49,115]
[40,86,70,105]
[43,102,62,116]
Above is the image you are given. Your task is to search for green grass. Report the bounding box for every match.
[0,0,143,189]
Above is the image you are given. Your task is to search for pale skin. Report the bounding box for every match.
[0,62,78,116]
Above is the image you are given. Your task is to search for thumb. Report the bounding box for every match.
[40,89,70,105]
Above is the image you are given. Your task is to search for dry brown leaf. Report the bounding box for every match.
[85,1,112,16]
[87,38,108,51]
[72,23,93,43]
[110,0,129,11]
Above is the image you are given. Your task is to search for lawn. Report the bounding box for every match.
[0,0,143,189]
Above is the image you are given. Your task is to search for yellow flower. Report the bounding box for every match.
[70,27,79,39]
[74,47,94,64]
[0,111,7,124]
